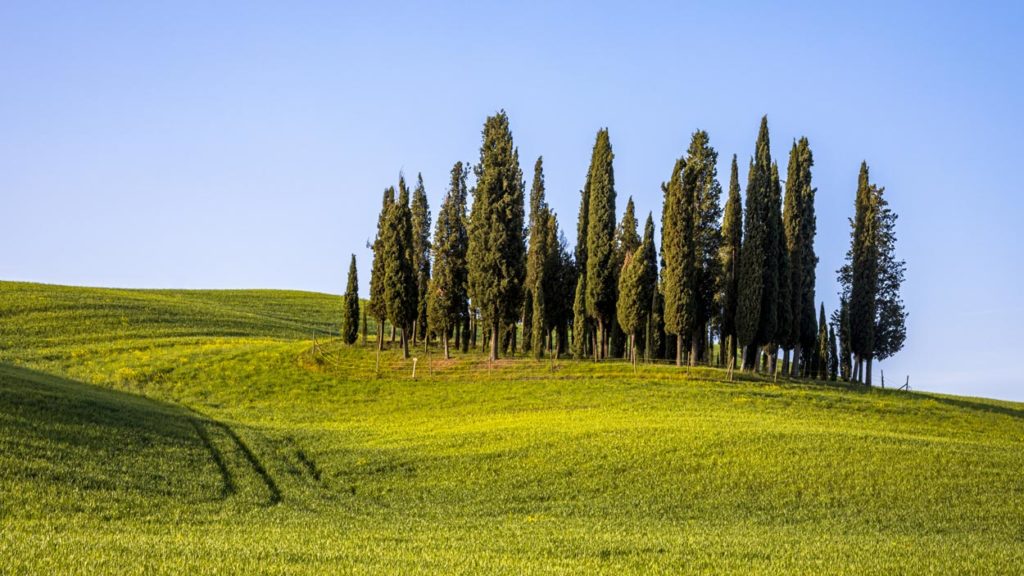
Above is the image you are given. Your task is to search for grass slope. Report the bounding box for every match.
[1,280,1023,574]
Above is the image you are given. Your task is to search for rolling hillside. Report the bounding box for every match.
[1,280,1022,574]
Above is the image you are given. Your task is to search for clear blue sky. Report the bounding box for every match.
[2,1,1022,400]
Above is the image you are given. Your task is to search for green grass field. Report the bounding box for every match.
[1,280,1022,574]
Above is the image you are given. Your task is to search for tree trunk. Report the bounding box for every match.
[377,318,385,351]
[442,333,450,360]
[865,357,873,386]
[792,345,802,378]
[401,327,410,359]
[690,331,699,367]
[488,324,499,361]
[676,335,683,367]
[781,349,790,376]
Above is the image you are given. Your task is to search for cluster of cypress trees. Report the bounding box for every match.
[345,112,906,384]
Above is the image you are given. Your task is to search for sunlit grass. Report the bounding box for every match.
[1,280,1022,574]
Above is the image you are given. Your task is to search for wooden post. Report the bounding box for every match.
[411,357,418,379]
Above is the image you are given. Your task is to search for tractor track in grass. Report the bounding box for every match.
[183,406,282,506]
[188,418,235,499]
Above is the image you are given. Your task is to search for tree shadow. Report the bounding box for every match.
[917,392,1024,422]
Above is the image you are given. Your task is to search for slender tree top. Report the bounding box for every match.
[616,196,640,259]
[530,156,546,227]
[585,128,618,323]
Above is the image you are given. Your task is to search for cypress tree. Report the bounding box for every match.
[638,213,658,360]
[531,276,546,359]
[829,324,839,381]
[572,275,587,359]
[736,117,777,371]
[427,162,470,359]
[816,303,829,380]
[617,247,646,364]
[524,157,548,355]
[781,142,802,373]
[760,161,785,377]
[411,174,432,345]
[585,129,617,360]
[610,197,640,358]
[341,254,360,345]
[719,155,742,369]
[689,131,723,366]
[795,139,818,377]
[383,176,417,359]
[467,111,526,361]
[549,220,576,358]
[873,187,908,363]
[840,164,906,384]
[574,164,592,360]
[661,157,696,366]
[834,296,852,381]
[369,187,395,350]
[847,162,880,384]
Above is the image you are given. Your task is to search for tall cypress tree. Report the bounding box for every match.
[690,132,723,366]
[427,162,470,359]
[834,296,852,381]
[840,164,906,384]
[828,324,839,381]
[795,139,818,376]
[846,162,880,384]
[572,275,587,359]
[736,117,776,371]
[341,254,360,345]
[766,161,786,375]
[369,187,395,350]
[548,217,576,358]
[719,155,742,369]
[610,196,640,358]
[467,111,526,361]
[524,157,548,355]
[536,213,562,359]
[661,157,696,366]
[638,213,658,360]
[585,129,617,360]
[782,142,803,372]
[411,174,432,345]
[816,303,829,380]
[383,175,417,359]
[574,164,592,360]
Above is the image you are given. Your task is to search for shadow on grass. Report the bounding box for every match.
[0,362,197,446]
[919,393,1024,422]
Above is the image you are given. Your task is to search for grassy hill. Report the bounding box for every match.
[1,280,1023,574]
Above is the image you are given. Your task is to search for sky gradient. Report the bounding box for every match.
[2,1,1022,400]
